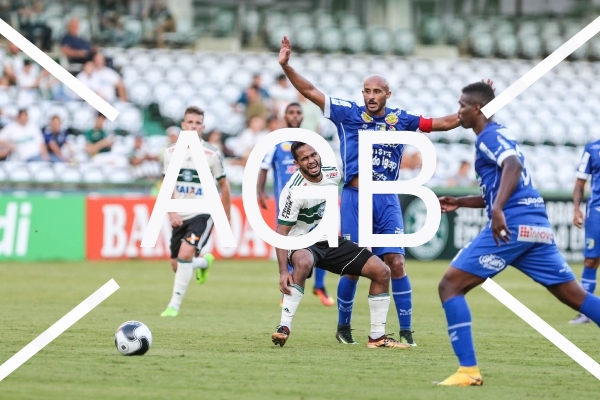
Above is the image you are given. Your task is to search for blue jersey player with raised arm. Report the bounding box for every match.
[434,82,600,386]
[278,35,466,346]
[570,139,600,324]
[257,102,334,307]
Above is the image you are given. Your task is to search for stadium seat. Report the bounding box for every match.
[368,28,393,55]
[315,13,335,30]
[421,18,444,45]
[159,96,186,122]
[319,27,343,53]
[81,167,105,184]
[294,25,318,52]
[519,36,543,59]
[496,33,518,58]
[152,81,175,104]
[8,165,31,182]
[338,13,360,31]
[444,18,467,45]
[117,107,143,134]
[394,29,416,56]
[470,34,495,58]
[106,167,134,184]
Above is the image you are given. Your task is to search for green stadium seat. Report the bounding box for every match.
[319,27,343,53]
[393,29,416,56]
[420,18,444,45]
[368,28,393,55]
[470,34,495,58]
[214,9,236,37]
[495,33,518,58]
[294,25,318,52]
[444,18,467,45]
[343,28,367,54]
[519,35,542,59]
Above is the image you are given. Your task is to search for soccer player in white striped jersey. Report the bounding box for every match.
[160,106,231,317]
[271,142,408,349]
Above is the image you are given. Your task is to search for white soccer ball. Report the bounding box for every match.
[114,321,152,356]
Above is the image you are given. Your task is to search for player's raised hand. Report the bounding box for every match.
[491,208,511,246]
[279,36,291,66]
[574,207,584,229]
[481,78,496,92]
[439,196,459,213]
[279,271,294,295]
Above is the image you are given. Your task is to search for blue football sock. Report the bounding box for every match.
[337,276,358,325]
[581,267,597,294]
[392,276,412,330]
[314,268,326,290]
[580,292,600,327]
[442,295,477,367]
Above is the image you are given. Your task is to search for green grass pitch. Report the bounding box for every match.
[1,259,599,399]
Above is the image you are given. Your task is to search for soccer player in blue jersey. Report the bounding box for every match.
[570,140,600,324]
[434,82,600,386]
[278,36,468,346]
[258,102,334,307]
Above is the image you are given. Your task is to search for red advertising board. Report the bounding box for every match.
[86,196,277,260]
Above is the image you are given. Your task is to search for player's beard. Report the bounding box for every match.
[300,159,322,179]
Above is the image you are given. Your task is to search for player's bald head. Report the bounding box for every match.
[363,75,390,92]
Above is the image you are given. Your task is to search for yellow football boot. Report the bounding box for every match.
[435,367,483,386]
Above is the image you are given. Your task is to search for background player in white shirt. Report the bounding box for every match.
[271,142,408,349]
[160,106,231,317]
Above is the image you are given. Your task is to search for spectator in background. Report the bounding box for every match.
[76,60,99,97]
[18,0,52,51]
[244,85,270,123]
[269,74,298,117]
[129,133,160,178]
[4,42,24,86]
[85,112,128,166]
[143,0,175,49]
[16,59,42,105]
[0,108,49,162]
[42,115,73,163]
[229,115,268,165]
[61,18,96,66]
[235,73,270,108]
[93,52,127,103]
[447,160,477,187]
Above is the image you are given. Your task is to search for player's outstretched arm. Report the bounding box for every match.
[275,224,294,295]
[439,195,485,213]
[217,177,231,222]
[573,178,587,228]
[279,36,325,111]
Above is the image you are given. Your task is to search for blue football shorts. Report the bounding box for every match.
[340,186,405,258]
[451,222,576,287]
[584,212,600,259]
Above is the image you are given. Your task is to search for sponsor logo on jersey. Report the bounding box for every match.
[317,203,326,218]
[587,238,595,249]
[375,122,386,131]
[517,225,554,244]
[280,142,292,152]
[361,112,373,123]
[385,113,398,125]
[332,98,352,108]
[518,197,545,206]
[176,185,202,195]
[282,191,293,219]
[559,262,573,274]
[479,254,506,271]
[286,165,297,174]
[325,171,338,178]
[362,124,368,129]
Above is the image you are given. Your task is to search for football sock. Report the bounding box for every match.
[368,293,390,339]
[337,276,358,325]
[581,267,597,293]
[392,276,412,330]
[168,260,193,311]
[579,292,600,327]
[192,257,208,269]
[314,268,326,290]
[443,295,477,367]
[280,284,304,330]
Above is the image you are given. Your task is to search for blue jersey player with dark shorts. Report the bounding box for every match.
[257,102,334,307]
[570,139,600,324]
[434,82,600,386]
[278,35,470,346]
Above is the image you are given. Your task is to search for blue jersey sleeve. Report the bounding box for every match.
[322,95,355,125]
[576,144,592,180]
[399,110,422,132]
[477,128,518,167]
[261,146,276,170]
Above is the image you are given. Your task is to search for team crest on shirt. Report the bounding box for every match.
[280,142,292,151]
[385,113,398,125]
[182,170,194,181]
[361,112,373,123]
[587,238,595,250]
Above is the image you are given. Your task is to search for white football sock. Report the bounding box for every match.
[192,256,208,269]
[168,260,193,311]
[369,293,391,339]
[280,285,304,330]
